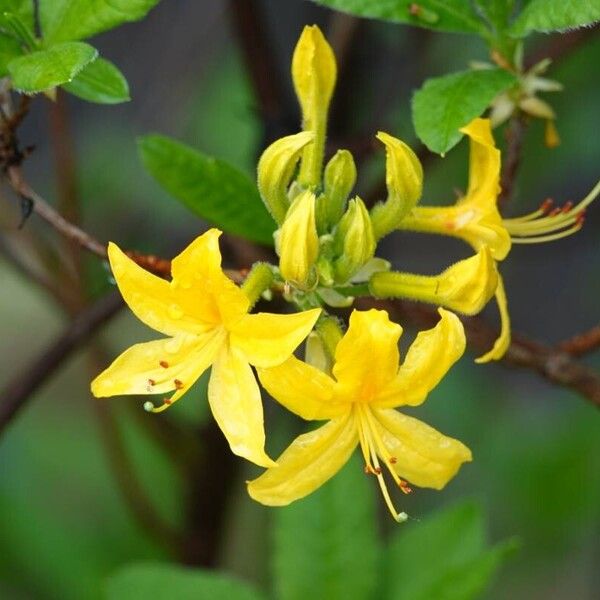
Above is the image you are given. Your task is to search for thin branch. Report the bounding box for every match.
[525,23,599,69]
[0,291,124,436]
[558,326,600,357]
[498,113,527,210]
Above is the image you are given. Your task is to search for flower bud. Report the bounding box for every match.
[333,197,376,284]
[370,132,423,240]
[257,131,314,224]
[369,247,498,315]
[323,149,357,228]
[292,25,337,187]
[278,190,319,288]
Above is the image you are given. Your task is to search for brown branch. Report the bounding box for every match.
[558,326,600,357]
[358,298,600,409]
[228,0,291,145]
[498,113,527,210]
[525,23,599,69]
[0,291,124,436]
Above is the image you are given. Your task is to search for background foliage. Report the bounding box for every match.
[0,1,599,598]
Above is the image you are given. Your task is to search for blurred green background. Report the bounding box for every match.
[1,1,598,598]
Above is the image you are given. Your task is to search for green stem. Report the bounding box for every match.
[241,262,274,308]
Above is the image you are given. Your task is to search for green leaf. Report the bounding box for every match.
[510,0,600,36]
[0,34,24,76]
[420,541,518,600]
[7,40,97,93]
[39,0,161,43]
[0,1,34,30]
[273,455,381,600]
[384,500,517,600]
[138,134,276,246]
[412,68,517,154]
[105,563,265,600]
[475,0,517,30]
[63,57,130,104]
[0,11,37,49]
[311,0,486,34]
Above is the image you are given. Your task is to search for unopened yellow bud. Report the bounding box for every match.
[370,132,423,240]
[292,25,337,187]
[370,247,498,315]
[333,197,376,283]
[323,149,357,228]
[278,190,319,288]
[257,131,314,224]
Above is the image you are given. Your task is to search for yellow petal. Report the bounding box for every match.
[208,342,275,468]
[278,190,319,287]
[107,242,211,337]
[375,308,466,408]
[371,131,423,239]
[258,356,345,421]
[333,309,402,401]
[230,308,321,368]
[459,118,501,213]
[292,25,337,187]
[475,274,511,363]
[372,408,472,489]
[370,247,499,315]
[257,131,314,224]
[247,414,357,506]
[91,330,224,401]
[170,229,250,327]
[400,205,512,261]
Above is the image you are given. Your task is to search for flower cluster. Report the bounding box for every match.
[91,25,597,521]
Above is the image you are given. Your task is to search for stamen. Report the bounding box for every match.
[148,379,156,386]
[503,180,599,244]
[173,379,184,390]
[159,360,169,368]
[399,479,413,495]
[511,221,583,244]
[355,405,408,523]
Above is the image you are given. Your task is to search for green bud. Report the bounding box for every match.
[241,262,274,308]
[332,197,376,284]
[323,149,357,228]
[370,131,423,241]
[257,131,314,224]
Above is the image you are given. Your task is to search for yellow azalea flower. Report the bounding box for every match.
[91,229,320,467]
[397,118,599,362]
[248,308,471,522]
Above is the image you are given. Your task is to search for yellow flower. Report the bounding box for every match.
[398,118,599,362]
[248,309,471,522]
[91,229,320,467]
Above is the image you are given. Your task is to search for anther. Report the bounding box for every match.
[148,378,156,386]
[561,201,573,213]
[389,456,398,464]
[163,397,172,405]
[173,379,184,390]
[399,480,413,494]
[549,207,562,217]
[540,198,554,213]
[159,360,169,368]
